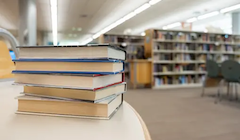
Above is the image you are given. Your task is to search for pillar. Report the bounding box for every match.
[18,0,36,45]
[232,12,240,34]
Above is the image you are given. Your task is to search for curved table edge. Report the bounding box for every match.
[125,102,152,140]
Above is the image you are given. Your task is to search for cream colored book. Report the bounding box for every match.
[14,73,122,90]
[22,82,126,102]
[13,60,123,73]
[17,94,123,118]
[17,44,126,60]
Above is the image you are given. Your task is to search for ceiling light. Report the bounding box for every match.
[149,0,162,5]
[141,32,146,36]
[166,22,181,29]
[197,11,219,20]
[162,26,168,30]
[50,0,58,45]
[81,38,93,45]
[134,3,151,14]
[77,28,82,31]
[221,25,232,30]
[123,12,136,21]
[80,0,163,44]
[220,4,240,13]
[186,17,197,23]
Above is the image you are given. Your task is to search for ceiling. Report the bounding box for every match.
[110,0,240,35]
[0,0,240,43]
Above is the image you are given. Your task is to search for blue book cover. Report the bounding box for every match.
[13,58,123,63]
[12,59,124,75]
[12,70,124,75]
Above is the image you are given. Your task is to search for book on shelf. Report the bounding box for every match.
[22,82,126,103]
[13,73,123,90]
[225,45,233,52]
[162,66,168,72]
[17,44,126,60]
[198,75,206,83]
[17,94,123,119]
[198,54,206,61]
[197,45,203,51]
[13,59,124,74]
[154,77,163,86]
[104,36,118,43]
[178,75,195,84]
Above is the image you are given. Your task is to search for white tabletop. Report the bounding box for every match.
[0,80,149,140]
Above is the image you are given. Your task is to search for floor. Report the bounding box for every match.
[124,87,240,140]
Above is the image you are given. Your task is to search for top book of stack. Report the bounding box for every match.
[17,44,126,60]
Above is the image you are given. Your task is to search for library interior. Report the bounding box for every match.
[2,0,240,140]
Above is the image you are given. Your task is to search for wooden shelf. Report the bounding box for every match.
[153,71,206,76]
[154,60,205,64]
[153,39,240,45]
[153,83,202,89]
[153,50,239,54]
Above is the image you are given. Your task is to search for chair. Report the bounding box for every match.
[201,60,221,97]
[217,60,240,102]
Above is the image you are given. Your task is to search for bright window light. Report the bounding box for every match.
[166,22,181,29]
[186,17,197,23]
[134,3,150,14]
[149,0,162,5]
[50,0,58,45]
[197,11,219,20]
[220,4,240,13]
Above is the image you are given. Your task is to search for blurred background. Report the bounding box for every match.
[1,0,240,140]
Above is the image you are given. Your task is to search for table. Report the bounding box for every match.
[0,80,151,140]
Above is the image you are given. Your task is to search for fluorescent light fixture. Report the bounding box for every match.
[123,12,136,21]
[166,22,181,29]
[197,11,219,20]
[92,13,136,39]
[221,25,232,30]
[50,0,58,45]
[186,17,197,23]
[81,38,93,45]
[141,32,146,36]
[134,3,150,14]
[81,0,163,44]
[162,26,168,30]
[220,4,240,13]
[149,0,162,5]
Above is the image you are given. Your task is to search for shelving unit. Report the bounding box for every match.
[144,29,240,89]
[98,34,151,88]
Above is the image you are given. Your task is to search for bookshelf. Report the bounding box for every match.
[98,34,151,88]
[98,34,144,59]
[144,29,240,89]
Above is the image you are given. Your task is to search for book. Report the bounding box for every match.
[17,94,123,118]
[17,44,126,60]
[14,73,123,90]
[22,82,126,103]
[13,59,123,74]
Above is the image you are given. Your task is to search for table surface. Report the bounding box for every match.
[0,80,150,140]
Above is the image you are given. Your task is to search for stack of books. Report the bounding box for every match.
[12,44,126,119]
